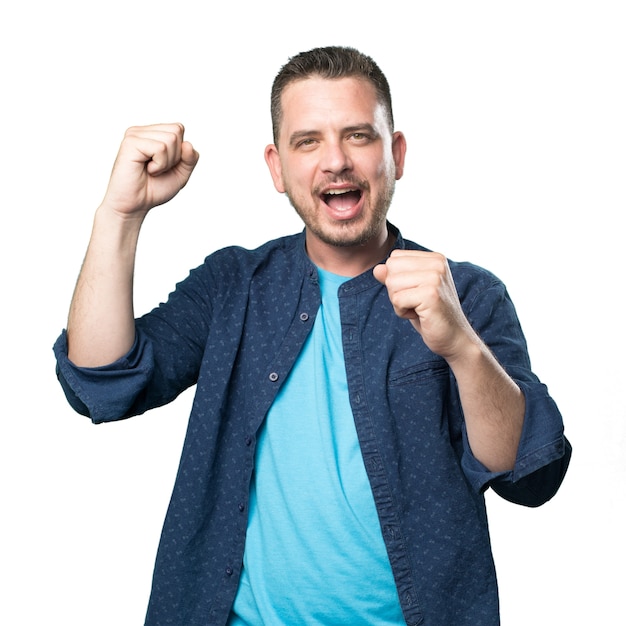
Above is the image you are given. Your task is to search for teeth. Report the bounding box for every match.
[325,188,356,195]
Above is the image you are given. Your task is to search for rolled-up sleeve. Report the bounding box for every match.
[53,258,217,424]
[457,274,571,506]
[461,380,571,506]
[53,330,155,424]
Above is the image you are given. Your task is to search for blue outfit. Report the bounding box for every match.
[53,225,570,626]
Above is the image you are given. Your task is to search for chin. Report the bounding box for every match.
[288,190,391,249]
[312,217,385,248]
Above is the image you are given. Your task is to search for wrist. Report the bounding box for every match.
[90,203,145,260]
[444,331,486,372]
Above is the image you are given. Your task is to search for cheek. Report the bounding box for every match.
[378,150,398,181]
[283,162,315,193]
[365,146,391,178]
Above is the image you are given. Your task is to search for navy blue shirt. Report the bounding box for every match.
[54,225,570,626]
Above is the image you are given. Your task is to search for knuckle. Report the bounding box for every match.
[432,252,448,269]
[124,125,142,137]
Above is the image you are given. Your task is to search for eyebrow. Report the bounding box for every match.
[344,123,379,137]
[288,130,321,147]
[288,123,380,148]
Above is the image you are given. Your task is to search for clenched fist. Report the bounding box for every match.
[102,123,200,218]
[373,249,478,361]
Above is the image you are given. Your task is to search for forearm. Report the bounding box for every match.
[66,205,144,367]
[63,124,199,368]
[448,337,525,473]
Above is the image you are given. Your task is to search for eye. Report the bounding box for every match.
[349,132,371,143]
[297,138,318,149]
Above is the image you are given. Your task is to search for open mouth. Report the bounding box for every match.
[322,187,363,211]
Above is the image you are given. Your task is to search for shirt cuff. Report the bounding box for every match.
[461,377,568,498]
[53,330,154,423]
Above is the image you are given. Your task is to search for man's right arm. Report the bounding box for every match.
[66,123,199,367]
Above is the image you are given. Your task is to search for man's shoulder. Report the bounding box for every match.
[400,232,503,294]
[204,231,305,270]
[181,232,309,298]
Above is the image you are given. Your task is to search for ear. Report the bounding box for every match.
[391,131,407,180]
[264,144,286,193]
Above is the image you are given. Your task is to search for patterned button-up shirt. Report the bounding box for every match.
[54,225,570,626]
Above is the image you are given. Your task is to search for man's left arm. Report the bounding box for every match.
[374,249,524,472]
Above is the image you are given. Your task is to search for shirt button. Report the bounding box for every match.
[225,567,233,576]
[299,312,309,321]
[238,502,245,512]
[269,372,279,382]
[245,436,252,446]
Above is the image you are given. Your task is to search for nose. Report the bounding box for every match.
[319,139,352,175]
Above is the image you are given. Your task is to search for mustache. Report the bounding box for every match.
[312,175,370,195]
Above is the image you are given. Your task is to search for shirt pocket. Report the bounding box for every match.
[386,359,453,438]
[387,360,449,387]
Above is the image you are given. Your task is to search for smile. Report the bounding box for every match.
[321,187,363,211]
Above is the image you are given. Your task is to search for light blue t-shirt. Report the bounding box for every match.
[228,268,404,625]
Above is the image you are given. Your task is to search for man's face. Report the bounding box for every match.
[265,76,406,255]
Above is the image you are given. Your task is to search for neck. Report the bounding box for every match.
[305,226,396,277]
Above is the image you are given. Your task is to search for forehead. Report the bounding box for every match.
[279,76,387,136]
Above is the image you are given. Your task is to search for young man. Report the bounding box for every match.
[54,46,570,625]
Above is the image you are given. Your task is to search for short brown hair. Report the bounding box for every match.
[270,46,394,145]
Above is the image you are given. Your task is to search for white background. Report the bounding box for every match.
[1,1,624,624]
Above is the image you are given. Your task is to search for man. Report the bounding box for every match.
[54,46,571,625]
